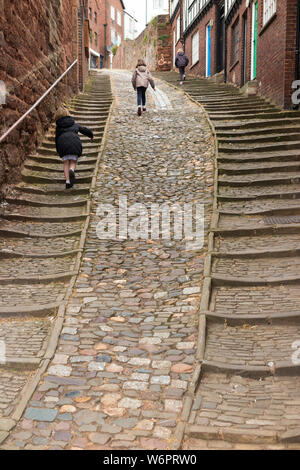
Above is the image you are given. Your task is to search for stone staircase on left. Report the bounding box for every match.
[0,71,113,441]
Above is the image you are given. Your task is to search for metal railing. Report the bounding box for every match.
[0,59,78,144]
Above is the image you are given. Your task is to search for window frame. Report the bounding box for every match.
[263,0,276,26]
[191,30,199,66]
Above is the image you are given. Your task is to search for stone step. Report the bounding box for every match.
[218,183,300,200]
[218,199,300,216]
[187,372,300,443]
[0,255,77,284]
[24,160,94,174]
[215,233,300,257]
[0,318,52,369]
[0,218,83,238]
[21,169,92,185]
[210,111,283,121]
[219,161,300,174]
[210,283,300,318]
[216,125,300,138]
[211,254,300,284]
[37,146,99,157]
[206,105,275,113]
[219,172,300,186]
[219,133,300,145]
[218,149,300,163]
[16,182,91,196]
[0,236,80,257]
[205,321,300,371]
[219,140,300,154]
[28,154,97,166]
[1,203,87,222]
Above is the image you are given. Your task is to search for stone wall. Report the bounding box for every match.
[112,15,172,72]
[0,0,83,196]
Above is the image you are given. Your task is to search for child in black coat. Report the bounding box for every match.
[55,107,94,189]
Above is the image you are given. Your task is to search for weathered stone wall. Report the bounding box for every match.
[0,0,80,196]
[112,15,172,72]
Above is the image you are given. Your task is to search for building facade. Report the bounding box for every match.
[225,0,299,109]
[170,0,225,78]
[88,0,125,69]
[147,0,169,23]
[124,10,138,40]
[170,0,300,109]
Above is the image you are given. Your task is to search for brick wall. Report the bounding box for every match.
[0,0,83,196]
[171,7,183,69]
[88,0,124,68]
[181,4,219,78]
[112,15,172,72]
[225,0,299,109]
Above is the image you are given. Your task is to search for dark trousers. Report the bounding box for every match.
[137,86,147,107]
[179,66,186,81]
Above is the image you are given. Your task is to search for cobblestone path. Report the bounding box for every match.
[0,72,113,445]
[154,72,300,449]
[1,71,214,449]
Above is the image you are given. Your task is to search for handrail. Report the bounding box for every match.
[0,59,78,144]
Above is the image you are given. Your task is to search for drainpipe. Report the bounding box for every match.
[180,0,183,45]
[224,20,227,83]
[293,0,300,109]
[104,0,107,67]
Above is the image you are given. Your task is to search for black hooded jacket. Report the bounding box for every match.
[55,116,94,158]
[175,51,189,68]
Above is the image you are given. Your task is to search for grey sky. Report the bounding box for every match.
[124,0,147,36]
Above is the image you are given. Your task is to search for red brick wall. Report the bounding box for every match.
[283,0,298,109]
[183,4,219,78]
[89,0,124,68]
[256,0,287,107]
[113,15,172,72]
[225,0,298,109]
[0,0,80,195]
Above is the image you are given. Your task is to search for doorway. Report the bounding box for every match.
[251,1,258,80]
[206,24,212,77]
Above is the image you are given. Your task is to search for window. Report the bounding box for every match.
[192,31,199,65]
[225,0,236,16]
[89,7,92,19]
[170,0,180,17]
[263,0,276,25]
[231,19,239,65]
[183,0,209,32]
[111,6,115,21]
[117,34,121,46]
[94,32,98,47]
[117,10,122,26]
[94,12,97,23]
[111,28,116,44]
[177,15,180,42]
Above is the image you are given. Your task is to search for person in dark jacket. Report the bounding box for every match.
[175,49,189,85]
[55,107,94,189]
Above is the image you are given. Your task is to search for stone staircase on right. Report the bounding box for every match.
[155,72,300,450]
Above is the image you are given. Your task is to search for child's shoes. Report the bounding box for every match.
[66,182,72,190]
[137,106,142,116]
[69,169,76,187]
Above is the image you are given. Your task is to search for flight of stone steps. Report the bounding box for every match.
[0,72,112,431]
[155,72,300,448]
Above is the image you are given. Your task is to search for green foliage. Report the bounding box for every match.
[143,33,148,43]
[111,45,118,56]
[158,34,170,45]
